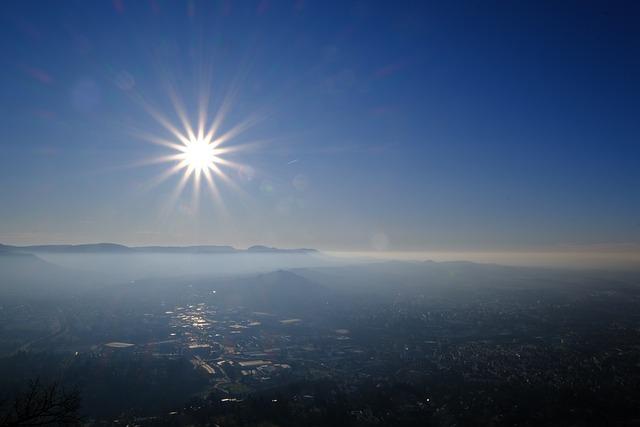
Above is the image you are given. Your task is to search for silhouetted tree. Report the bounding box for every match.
[0,379,81,426]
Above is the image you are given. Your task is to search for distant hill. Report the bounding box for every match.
[95,269,336,317]
[0,251,98,300]
[0,243,318,255]
[1,243,133,253]
[246,245,318,254]
[134,245,236,254]
[189,269,333,314]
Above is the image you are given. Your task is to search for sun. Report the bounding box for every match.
[181,137,220,173]
[132,82,262,213]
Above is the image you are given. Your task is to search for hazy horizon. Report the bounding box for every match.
[4,239,640,270]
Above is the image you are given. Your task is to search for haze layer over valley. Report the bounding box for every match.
[1,242,640,425]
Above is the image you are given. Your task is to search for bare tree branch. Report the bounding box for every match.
[0,378,81,426]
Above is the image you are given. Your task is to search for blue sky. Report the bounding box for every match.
[0,0,639,251]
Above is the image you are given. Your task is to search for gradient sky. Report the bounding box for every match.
[0,0,639,251]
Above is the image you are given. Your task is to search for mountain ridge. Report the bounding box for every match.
[0,243,319,255]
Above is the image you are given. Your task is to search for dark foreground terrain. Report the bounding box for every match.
[1,251,639,425]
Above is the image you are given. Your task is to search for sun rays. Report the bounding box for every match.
[131,82,261,214]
